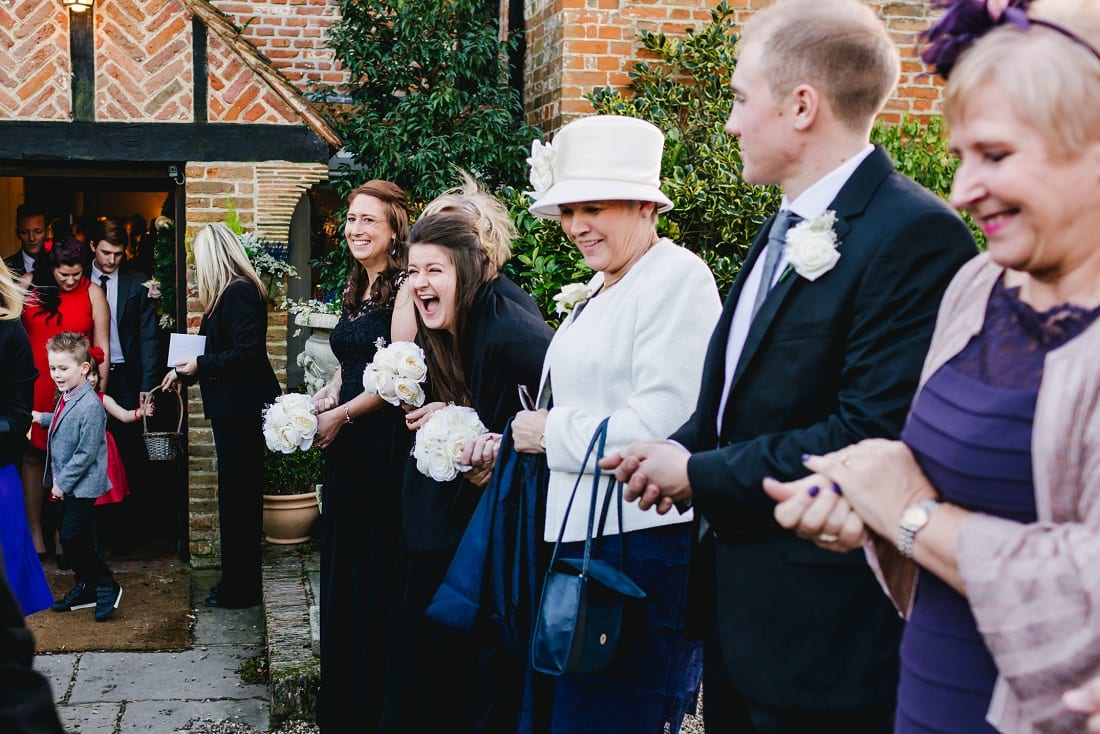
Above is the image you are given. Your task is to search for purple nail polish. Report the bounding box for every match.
[801,453,811,461]
[832,483,842,495]
[808,486,820,497]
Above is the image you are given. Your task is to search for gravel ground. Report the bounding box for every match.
[176,720,319,734]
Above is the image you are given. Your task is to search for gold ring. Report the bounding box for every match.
[819,533,839,543]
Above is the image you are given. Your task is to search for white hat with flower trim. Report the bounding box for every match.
[526,115,674,220]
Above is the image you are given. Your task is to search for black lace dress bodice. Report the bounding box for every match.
[329,295,397,406]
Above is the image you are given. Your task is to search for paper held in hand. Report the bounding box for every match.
[167,333,206,367]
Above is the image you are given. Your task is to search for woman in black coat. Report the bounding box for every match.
[376,213,554,734]
[162,223,279,608]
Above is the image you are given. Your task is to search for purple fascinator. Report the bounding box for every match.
[920,0,1032,78]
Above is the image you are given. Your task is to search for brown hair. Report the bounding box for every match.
[421,169,515,272]
[342,180,410,311]
[29,237,88,324]
[407,213,494,406]
[93,217,130,250]
[745,0,899,131]
[45,331,92,366]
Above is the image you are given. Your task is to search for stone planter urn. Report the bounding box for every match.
[295,311,340,395]
[262,488,321,544]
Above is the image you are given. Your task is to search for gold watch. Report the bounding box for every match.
[538,432,546,450]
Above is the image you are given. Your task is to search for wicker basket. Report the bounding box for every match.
[143,386,185,461]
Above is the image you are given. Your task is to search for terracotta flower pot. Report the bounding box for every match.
[262,490,320,544]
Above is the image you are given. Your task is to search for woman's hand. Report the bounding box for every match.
[512,409,548,453]
[174,356,198,377]
[161,369,181,392]
[763,474,868,552]
[803,439,938,539]
[313,409,345,450]
[1064,676,1100,732]
[463,464,494,488]
[404,401,447,431]
[460,432,501,485]
[312,382,340,413]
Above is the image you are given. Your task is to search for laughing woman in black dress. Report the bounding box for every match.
[309,180,415,733]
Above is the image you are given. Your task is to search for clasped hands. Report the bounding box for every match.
[601,437,937,554]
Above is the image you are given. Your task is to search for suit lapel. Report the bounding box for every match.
[114,270,134,324]
[51,381,93,437]
[728,147,894,394]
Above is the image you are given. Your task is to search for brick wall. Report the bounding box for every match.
[523,0,943,133]
[210,0,346,88]
[183,159,327,568]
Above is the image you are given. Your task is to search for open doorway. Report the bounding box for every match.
[1,162,189,562]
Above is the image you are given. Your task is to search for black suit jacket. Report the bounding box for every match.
[0,320,35,469]
[107,267,161,399]
[670,147,977,709]
[2,252,26,278]
[183,279,280,421]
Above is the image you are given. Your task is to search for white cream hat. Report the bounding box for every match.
[526,115,674,220]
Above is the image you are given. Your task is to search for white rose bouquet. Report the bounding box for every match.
[263,393,319,454]
[362,340,428,408]
[412,405,489,482]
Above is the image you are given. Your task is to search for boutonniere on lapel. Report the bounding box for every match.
[552,282,592,317]
[780,210,841,283]
[142,278,162,299]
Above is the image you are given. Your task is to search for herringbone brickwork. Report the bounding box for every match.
[207,31,302,124]
[0,2,71,120]
[211,0,346,87]
[95,0,193,122]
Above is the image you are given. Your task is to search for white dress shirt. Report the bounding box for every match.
[91,264,125,364]
[716,144,874,431]
[21,250,35,274]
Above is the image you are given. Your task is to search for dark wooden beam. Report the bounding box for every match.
[193,17,208,123]
[0,122,331,163]
[70,9,95,121]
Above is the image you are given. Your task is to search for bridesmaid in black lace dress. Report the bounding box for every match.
[311,180,416,733]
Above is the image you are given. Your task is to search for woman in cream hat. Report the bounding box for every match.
[510,115,722,733]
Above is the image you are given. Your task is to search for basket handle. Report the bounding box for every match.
[143,385,184,434]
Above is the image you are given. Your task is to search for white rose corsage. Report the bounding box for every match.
[525,139,556,198]
[782,210,841,282]
[552,282,591,317]
[412,405,489,482]
[142,278,162,299]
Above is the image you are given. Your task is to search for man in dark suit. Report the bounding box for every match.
[603,0,977,731]
[90,217,160,552]
[3,204,48,278]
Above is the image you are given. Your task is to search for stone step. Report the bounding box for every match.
[261,541,320,725]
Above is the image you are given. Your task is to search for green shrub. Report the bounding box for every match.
[264,446,324,496]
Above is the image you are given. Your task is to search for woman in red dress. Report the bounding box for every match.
[19,237,109,556]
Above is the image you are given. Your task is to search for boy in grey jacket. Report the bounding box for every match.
[40,332,121,622]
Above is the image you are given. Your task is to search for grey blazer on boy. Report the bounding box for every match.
[42,380,108,499]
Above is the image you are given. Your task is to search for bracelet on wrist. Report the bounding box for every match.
[133,408,140,420]
[343,404,355,424]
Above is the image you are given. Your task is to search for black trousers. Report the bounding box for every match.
[210,415,264,602]
[57,497,112,586]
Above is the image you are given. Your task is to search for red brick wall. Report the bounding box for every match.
[523,0,943,133]
[210,0,346,87]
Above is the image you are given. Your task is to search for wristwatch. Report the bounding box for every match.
[898,499,939,559]
[538,433,546,450]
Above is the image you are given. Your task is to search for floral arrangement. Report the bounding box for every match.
[150,216,176,330]
[412,405,489,482]
[262,393,319,454]
[526,139,556,198]
[552,282,591,316]
[362,339,428,407]
[782,210,841,283]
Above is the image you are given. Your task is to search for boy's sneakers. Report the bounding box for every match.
[94,578,123,622]
[49,582,97,612]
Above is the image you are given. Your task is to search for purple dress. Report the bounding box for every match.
[896,279,1100,733]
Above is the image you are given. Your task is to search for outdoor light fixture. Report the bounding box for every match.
[62,0,94,11]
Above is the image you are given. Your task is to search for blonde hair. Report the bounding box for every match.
[421,169,515,271]
[944,0,1100,158]
[744,0,899,131]
[192,222,266,312]
[0,258,25,321]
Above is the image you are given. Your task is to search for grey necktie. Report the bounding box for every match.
[751,210,801,319]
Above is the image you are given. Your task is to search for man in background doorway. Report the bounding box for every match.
[89,217,160,554]
[3,204,48,278]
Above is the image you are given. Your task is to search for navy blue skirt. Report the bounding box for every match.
[544,522,702,734]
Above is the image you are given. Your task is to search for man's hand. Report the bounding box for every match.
[600,439,692,514]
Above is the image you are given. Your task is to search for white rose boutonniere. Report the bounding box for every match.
[526,140,556,198]
[142,278,162,300]
[552,282,591,317]
[783,210,841,282]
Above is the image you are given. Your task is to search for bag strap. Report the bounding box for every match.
[547,417,610,571]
